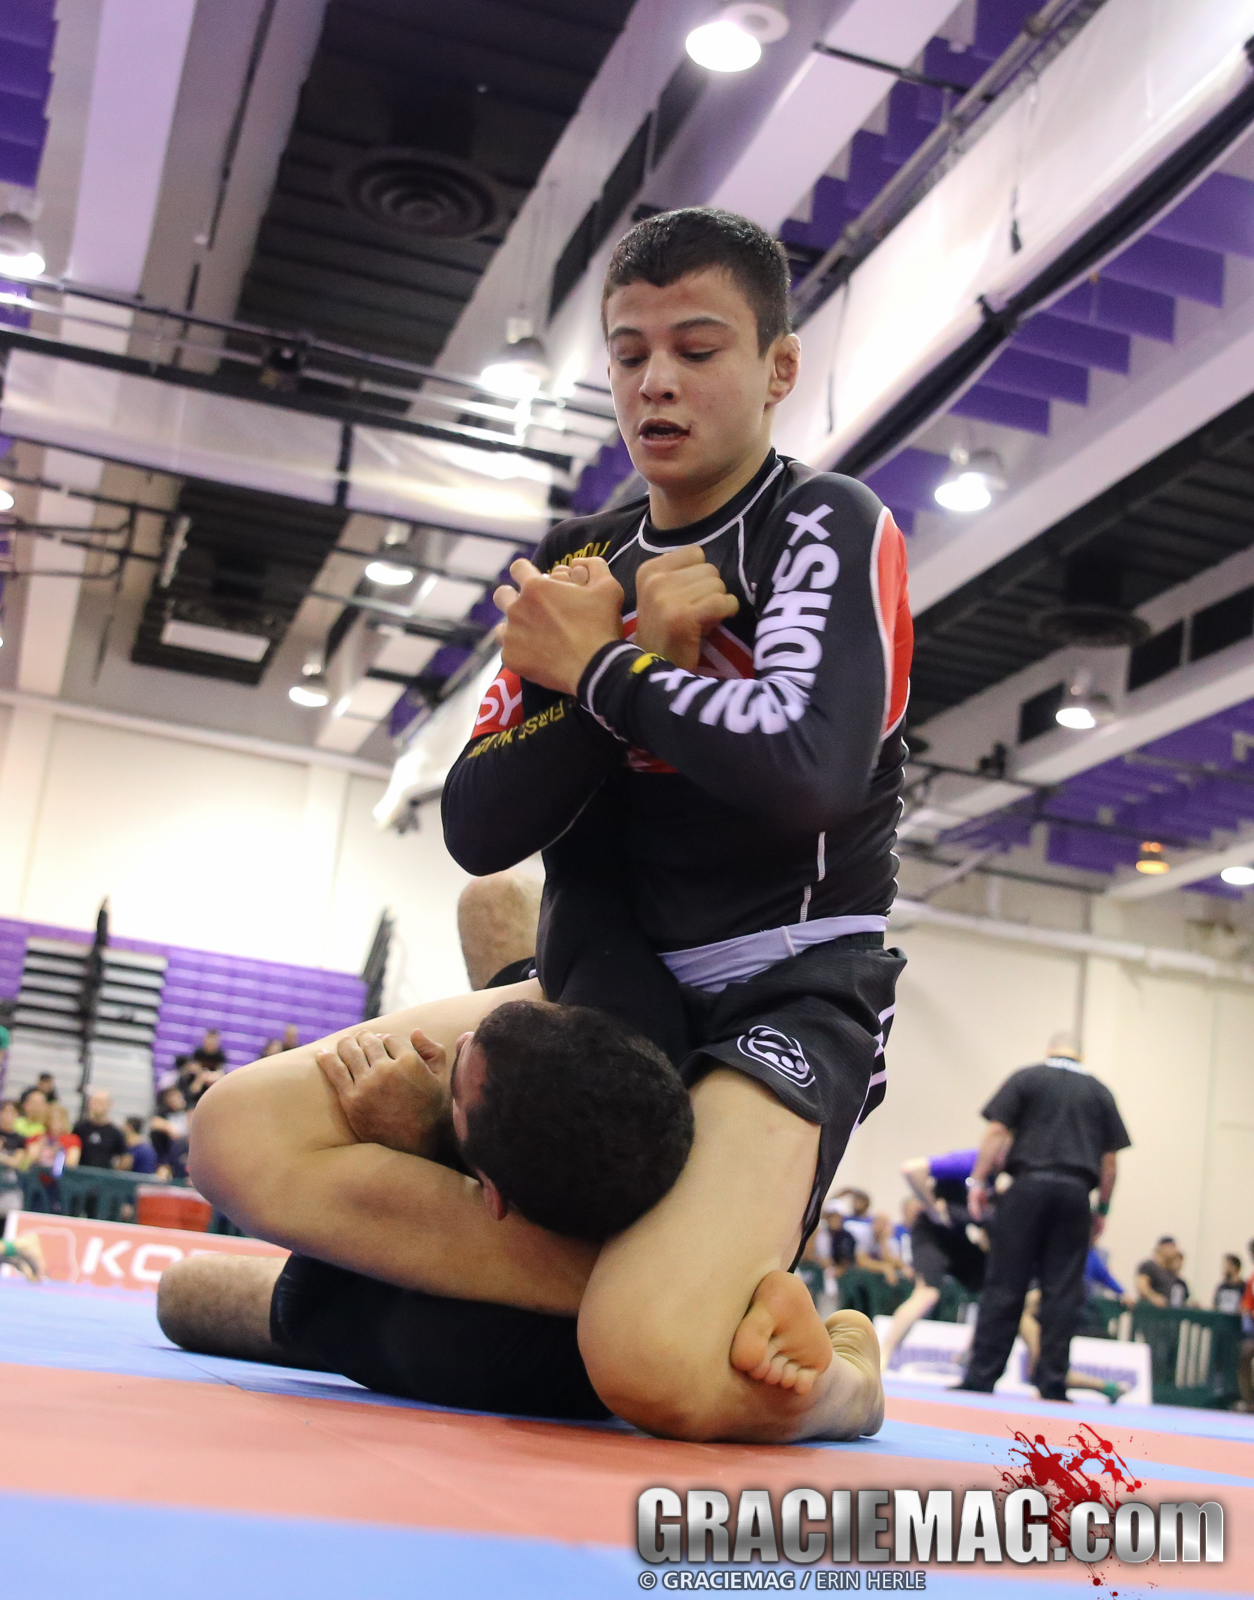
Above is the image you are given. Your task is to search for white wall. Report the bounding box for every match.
[0,705,473,1007]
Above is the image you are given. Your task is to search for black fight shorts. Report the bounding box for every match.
[910,1213,987,1294]
[270,1253,609,1421]
[678,934,905,1253]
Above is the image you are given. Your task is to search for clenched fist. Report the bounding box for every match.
[493,556,624,694]
[634,545,739,671]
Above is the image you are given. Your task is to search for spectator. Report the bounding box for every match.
[260,1038,284,1058]
[177,1058,221,1107]
[829,1186,907,1284]
[1236,1239,1254,1413]
[193,1029,228,1071]
[281,1024,300,1052]
[149,1087,189,1163]
[120,1116,166,1177]
[1167,1244,1192,1305]
[0,1100,25,1216]
[13,1087,47,1139]
[31,1071,58,1104]
[1137,1237,1188,1308]
[24,1103,80,1211]
[1214,1254,1246,1315]
[73,1089,128,1169]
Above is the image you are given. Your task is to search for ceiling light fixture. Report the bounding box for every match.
[1054,674,1115,732]
[480,315,551,399]
[1135,841,1170,876]
[365,559,415,586]
[1220,864,1254,887]
[686,3,788,72]
[289,671,331,709]
[933,446,1007,513]
[0,212,45,278]
[0,486,14,511]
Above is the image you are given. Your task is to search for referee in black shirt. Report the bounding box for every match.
[960,1034,1131,1400]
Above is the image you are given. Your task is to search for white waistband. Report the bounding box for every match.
[661,914,888,993]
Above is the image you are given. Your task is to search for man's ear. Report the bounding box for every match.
[766,333,801,408]
[478,1175,510,1222]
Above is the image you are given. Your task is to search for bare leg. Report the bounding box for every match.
[458,871,542,990]
[879,1280,940,1371]
[156,1255,314,1366]
[578,1070,883,1444]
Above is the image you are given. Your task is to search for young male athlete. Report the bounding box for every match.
[189,207,911,1442]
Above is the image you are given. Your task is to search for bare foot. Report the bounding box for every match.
[827,1309,884,1436]
[731,1269,835,1396]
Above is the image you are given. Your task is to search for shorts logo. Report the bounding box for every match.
[737,1025,815,1088]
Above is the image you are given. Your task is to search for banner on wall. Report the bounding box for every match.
[2,1211,286,1293]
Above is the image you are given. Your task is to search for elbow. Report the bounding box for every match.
[443,822,520,877]
[188,1075,278,1236]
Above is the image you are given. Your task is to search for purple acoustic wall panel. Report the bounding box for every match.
[1051,277,1176,343]
[1152,173,1254,261]
[571,434,634,515]
[1011,314,1130,374]
[0,0,55,188]
[982,348,1089,406]
[950,383,1050,434]
[1103,235,1224,308]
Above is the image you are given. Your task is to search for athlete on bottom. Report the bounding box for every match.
[175,975,880,1437]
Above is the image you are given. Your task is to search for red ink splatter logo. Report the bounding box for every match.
[999,1424,1144,1586]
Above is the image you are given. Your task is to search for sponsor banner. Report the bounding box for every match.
[874,1316,1153,1405]
[2,1210,286,1292]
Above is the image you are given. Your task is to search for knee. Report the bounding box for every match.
[578,1297,722,1440]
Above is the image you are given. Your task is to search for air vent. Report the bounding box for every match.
[337,148,509,240]
[1033,552,1150,649]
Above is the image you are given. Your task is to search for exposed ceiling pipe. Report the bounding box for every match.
[889,897,1254,986]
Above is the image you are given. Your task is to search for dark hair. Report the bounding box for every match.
[461,1001,693,1243]
[602,207,791,355]
[1224,1253,1242,1271]
[126,1116,146,1135]
[1157,1235,1176,1247]
[18,1086,45,1109]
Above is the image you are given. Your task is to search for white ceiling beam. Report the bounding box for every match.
[709,0,963,234]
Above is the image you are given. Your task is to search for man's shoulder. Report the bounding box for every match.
[536,500,648,571]
[771,461,887,529]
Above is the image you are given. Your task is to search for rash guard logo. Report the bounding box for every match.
[737,1025,816,1088]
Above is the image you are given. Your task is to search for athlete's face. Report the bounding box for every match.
[604,269,799,511]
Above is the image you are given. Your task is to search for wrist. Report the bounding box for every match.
[1095,1198,1110,1216]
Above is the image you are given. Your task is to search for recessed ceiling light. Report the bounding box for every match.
[0,212,45,279]
[1055,678,1114,731]
[0,488,14,511]
[1220,864,1254,887]
[365,560,415,586]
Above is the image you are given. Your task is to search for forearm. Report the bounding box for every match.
[442,702,620,874]
[971,1123,1011,1185]
[1097,1152,1117,1207]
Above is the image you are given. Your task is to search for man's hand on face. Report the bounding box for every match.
[492,556,624,695]
[632,545,739,671]
[315,1029,449,1159]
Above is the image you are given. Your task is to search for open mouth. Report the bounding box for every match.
[638,419,689,442]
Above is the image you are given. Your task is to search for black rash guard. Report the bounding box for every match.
[442,451,913,956]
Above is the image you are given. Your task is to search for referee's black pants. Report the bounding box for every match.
[962,1173,1092,1399]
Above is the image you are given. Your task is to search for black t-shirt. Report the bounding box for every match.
[73,1119,128,1169]
[1138,1259,1187,1306]
[1215,1280,1245,1315]
[193,1048,227,1071]
[982,1058,1130,1188]
[1,1130,24,1155]
[443,451,913,953]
